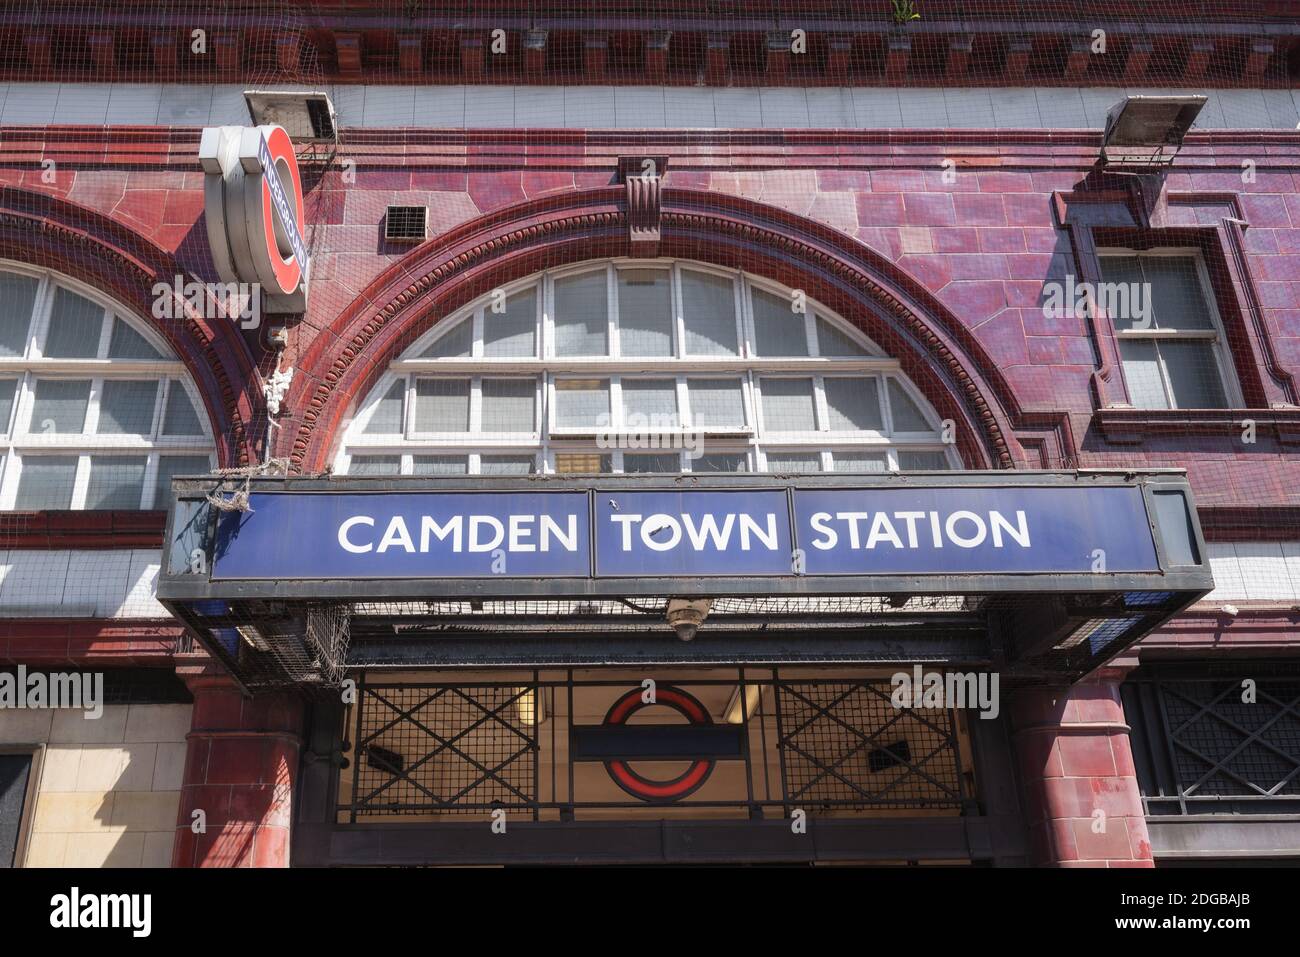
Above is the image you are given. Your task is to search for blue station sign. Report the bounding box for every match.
[210,483,1163,581]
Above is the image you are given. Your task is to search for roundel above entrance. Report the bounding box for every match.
[601,685,718,803]
[199,123,310,312]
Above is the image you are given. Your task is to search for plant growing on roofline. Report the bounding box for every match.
[892,0,921,24]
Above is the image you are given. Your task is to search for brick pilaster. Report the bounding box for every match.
[1009,668,1153,867]
[171,654,304,867]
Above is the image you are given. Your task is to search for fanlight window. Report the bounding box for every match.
[0,264,216,510]
[337,261,958,475]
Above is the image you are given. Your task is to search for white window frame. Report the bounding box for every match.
[337,259,959,475]
[0,262,216,510]
[1097,247,1243,410]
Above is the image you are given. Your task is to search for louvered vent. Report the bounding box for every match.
[385,206,427,243]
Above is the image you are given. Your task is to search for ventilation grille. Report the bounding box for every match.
[385,206,427,243]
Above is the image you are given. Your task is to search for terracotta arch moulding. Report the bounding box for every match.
[0,186,262,469]
[288,187,1055,473]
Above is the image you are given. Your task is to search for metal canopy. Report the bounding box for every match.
[157,469,1213,691]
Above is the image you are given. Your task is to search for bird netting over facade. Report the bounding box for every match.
[0,0,1295,694]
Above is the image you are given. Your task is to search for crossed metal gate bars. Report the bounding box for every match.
[342,670,972,820]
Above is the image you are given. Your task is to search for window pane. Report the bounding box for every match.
[161,382,204,436]
[0,379,16,434]
[349,455,401,475]
[833,452,888,472]
[481,378,536,432]
[688,378,745,428]
[480,455,535,476]
[681,270,738,356]
[1161,340,1228,409]
[554,379,609,428]
[825,377,884,431]
[96,380,158,435]
[107,317,164,359]
[692,452,748,473]
[412,455,468,475]
[153,455,211,508]
[0,273,37,357]
[84,455,147,509]
[421,319,472,358]
[764,452,821,472]
[623,452,680,473]
[1118,339,1169,409]
[30,379,90,434]
[14,456,78,509]
[483,289,536,358]
[621,379,678,427]
[899,450,950,470]
[414,378,470,432]
[553,271,608,356]
[816,316,870,356]
[1144,258,1214,331]
[44,287,102,358]
[555,452,610,474]
[887,380,931,432]
[363,381,405,434]
[751,287,809,357]
[618,269,673,356]
[1097,255,1146,331]
[760,378,817,432]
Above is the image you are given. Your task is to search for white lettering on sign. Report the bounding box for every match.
[809,510,1030,550]
[338,514,580,555]
[608,513,779,552]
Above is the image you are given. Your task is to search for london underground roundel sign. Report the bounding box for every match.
[602,685,717,802]
[199,124,310,312]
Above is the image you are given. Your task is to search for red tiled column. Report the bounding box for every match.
[172,655,305,867]
[1009,668,1153,868]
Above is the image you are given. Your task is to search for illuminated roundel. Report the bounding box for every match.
[0,262,216,511]
[335,259,960,476]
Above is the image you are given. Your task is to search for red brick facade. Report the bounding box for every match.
[2,5,1298,869]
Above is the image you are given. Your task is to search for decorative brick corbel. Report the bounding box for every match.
[524,29,547,78]
[24,33,51,72]
[213,31,242,75]
[150,31,179,75]
[645,31,671,81]
[619,156,666,258]
[334,31,362,79]
[584,32,608,78]
[398,31,423,76]
[705,32,729,84]
[87,31,117,78]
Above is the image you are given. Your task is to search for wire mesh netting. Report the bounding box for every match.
[1124,666,1300,815]
[339,671,973,820]
[0,0,1294,705]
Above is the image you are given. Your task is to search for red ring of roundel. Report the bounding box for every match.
[602,685,717,803]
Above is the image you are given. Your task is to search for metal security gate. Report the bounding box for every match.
[339,670,974,822]
[1125,664,1300,816]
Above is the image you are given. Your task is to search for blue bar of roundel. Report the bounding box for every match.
[594,489,793,576]
[792,485,1158,575]
[211,491,590,580]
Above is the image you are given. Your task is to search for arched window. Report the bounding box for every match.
[0,263,216,510]
[335,260,959,475]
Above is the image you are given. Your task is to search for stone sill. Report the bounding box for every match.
[1093,407,1300,445]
